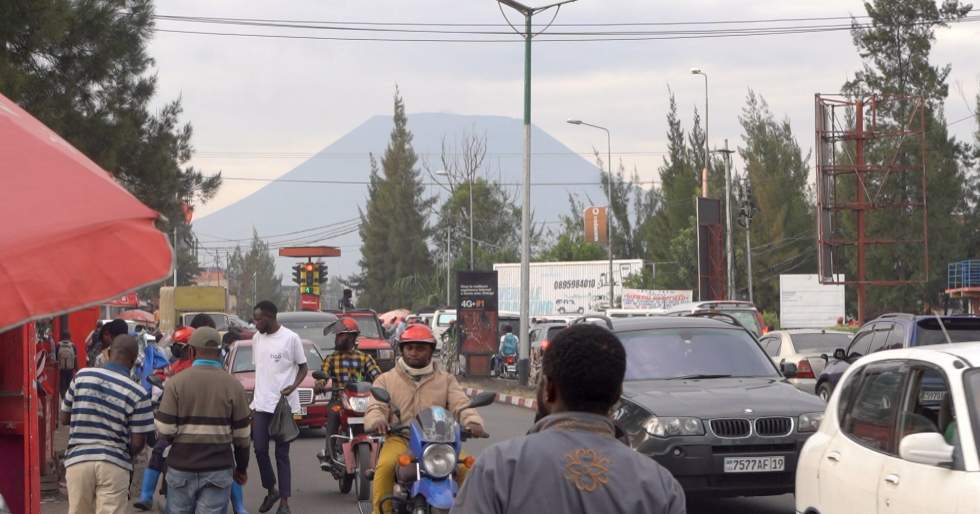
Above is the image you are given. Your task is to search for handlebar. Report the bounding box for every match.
[461,429,490,441]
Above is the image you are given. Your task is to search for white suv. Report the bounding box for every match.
[796,342,980,514]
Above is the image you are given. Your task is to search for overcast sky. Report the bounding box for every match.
[147,0,980,225]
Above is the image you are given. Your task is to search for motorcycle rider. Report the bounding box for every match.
[365,325,487,514]
[316,317,382,470]
[494,325,519,376]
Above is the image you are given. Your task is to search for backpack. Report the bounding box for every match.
[57,341,77,370]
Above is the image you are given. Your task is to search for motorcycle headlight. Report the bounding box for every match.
[643,416,704,437]
[422,443,457,478]
[378,349,394,360]
[798,412,824,433]
[347,396,371,413]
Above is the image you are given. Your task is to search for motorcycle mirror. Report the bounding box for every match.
[370,387,392,404]
[466,391,497,410]
[312,371,328,381]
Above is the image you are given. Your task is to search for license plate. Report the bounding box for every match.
[348,417,364,424]
[723,456,785,473]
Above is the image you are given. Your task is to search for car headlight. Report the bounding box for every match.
[643,416,704,437]
[798,412,824,432]
[378,349,394,360]
[422,443,457,478]
[347,396,371,413]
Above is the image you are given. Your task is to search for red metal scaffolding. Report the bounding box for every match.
[815,94,929,323]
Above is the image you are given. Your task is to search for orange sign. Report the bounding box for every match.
[583,206,608,246]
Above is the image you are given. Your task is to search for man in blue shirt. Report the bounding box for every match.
[495,325,519,376]
[61,334,154,514]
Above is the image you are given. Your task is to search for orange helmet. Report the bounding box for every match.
[332,317,360,336]
[173,327,195,344]
[398,324,437,347]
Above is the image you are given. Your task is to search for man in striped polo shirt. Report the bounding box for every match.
[60,334,154,514]
[155,326,252,513]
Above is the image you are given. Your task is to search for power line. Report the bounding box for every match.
[195,216,361,243]
[213,175,662,186]
[192,150,669,159]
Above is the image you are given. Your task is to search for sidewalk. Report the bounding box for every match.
[458,376,537,411]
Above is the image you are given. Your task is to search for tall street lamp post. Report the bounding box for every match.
[567,119,614,309]
[496,0,576,386]
[691,67,709,301]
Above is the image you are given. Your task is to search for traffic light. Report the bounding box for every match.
[292,264,303,285]
[317,262,328,285]
[301,262,317,295]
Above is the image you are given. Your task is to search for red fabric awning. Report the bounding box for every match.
[0,92,173,332]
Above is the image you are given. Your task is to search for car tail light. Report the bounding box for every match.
[796,359,816,379]
[506,355,516,364]
[541,340,550,350]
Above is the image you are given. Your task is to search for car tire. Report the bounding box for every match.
[577,307,584,314]
[817,383,833,402]
[558,307,565,314]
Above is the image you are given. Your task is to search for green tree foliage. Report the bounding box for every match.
[737,90,815,311]
[838,0,975,314]
[434,179,520,271]
[0,0,220,288]
[225,230,284,318]
[357,89,434,310]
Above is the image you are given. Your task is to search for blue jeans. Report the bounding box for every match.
[165,468,233,514]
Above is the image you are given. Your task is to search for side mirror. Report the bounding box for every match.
[312,371,328,381]
[466,391,497,410]
[370,387,392,404]
[833,348,847,361]
[820,353,830,363]
[147,375,164,389]
[899,432,954,467]
[780,362,798,378]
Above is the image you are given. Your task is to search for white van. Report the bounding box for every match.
[430,309,457,350]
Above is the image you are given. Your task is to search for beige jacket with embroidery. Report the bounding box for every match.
[364,364,484,433]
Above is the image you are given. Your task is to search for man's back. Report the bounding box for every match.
[453,412,685,514]
[499,333,518,355]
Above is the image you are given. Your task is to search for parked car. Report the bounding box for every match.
[324,309,396,371]
[278,311,339,354]
[664,301,767,337]
[797,343,980,514]
[429,309,456,351]
[226,339,329,428]
[555,298,584,314]
[590,315,826,497]
[759,329,853,394]
[814,314,980,401]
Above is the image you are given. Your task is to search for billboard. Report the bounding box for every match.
[779,274,846,328]
[493,260,644,316]
[457,271,498,377]
[583,206,609,247]
[621,289,693,310]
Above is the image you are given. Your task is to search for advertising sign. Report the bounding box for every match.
[621,289,693,310]
[457,271,498,377]
[583,206,609,247]
[780,274,845,328]
[107,293,139,307]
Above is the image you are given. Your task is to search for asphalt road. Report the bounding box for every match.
[235,402,794,514]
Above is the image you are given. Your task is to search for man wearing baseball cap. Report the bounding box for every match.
[155,327,252,513]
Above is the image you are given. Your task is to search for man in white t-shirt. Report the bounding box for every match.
[250,301,308,514]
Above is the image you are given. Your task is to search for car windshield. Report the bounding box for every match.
[546,326,565,340]
[619,328,779,380]
[437,313,456,327]
[352,317,382,338]
[231,343,321,373]
[280,320,337,351]
[791,333,853,354]
[715,310,762,336]
[183,313,228,331]
[916,318,980,346]
[232,346,254,373]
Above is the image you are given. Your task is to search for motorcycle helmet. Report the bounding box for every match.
[397,324,437,349]
[171,326,194,359]
[332,317,361,337]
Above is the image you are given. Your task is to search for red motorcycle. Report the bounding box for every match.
[313,372,382,503]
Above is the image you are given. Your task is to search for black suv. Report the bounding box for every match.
[814,313,980,400]
[579,315,826,497]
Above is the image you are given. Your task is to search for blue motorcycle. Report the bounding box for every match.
[370,387,495,514]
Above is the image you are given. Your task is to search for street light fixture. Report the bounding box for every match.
[567,118,614,310]
[496,0,576,386]
[690,67,709,301]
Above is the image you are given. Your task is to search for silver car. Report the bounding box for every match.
[758,329,853,395]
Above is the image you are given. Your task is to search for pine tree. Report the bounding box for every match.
[357,89,434,310]
[225,230,284,317]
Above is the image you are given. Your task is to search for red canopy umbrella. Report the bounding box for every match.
[117,309,156,324]
[0,92,173,333]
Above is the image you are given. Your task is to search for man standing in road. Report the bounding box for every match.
[251,301,308,514]
[57,331,78,397]
[155,327,252,513]
[61,335,154,514]
[452,324,686,514]
[93,319,129,368]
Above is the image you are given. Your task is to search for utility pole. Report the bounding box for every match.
[469,179,475,270]
[737,175,757,303]
[496,0,576,386]
[716,140,736,300]
[446,226,452,306]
